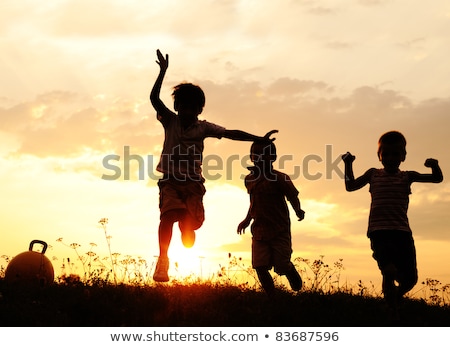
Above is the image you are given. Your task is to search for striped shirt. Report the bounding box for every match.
[368,168,412,235]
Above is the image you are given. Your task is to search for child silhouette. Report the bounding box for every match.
[150,49,277,282]
[238,139,305,296]
[342,130,443,321]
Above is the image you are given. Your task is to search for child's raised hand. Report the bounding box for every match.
[342,152,355,163]
[156,49,169,71]
[264,129,278,142]
[424,158,439,168]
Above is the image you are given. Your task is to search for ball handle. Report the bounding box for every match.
[29,240,48,254]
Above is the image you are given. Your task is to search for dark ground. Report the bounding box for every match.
[1,280,449,327]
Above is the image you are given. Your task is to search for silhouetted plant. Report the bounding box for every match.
[409,278,450,307]
[2,219,450,309]
[98,218,118,285]
[293,255,346,293]
[0,255,9,278]
[215,253,259,290]
[55,238,98,281]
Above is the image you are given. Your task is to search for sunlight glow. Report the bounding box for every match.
[167,237,208,279]
[31,104,47,119]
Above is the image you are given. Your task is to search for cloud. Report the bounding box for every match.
[14,0,241,42]
[397,37,427,50]
[0,1,162,38]
[357,0,392,6]
[0,91,158,158]
[3,80,450,191]
[267,77,331,96]
[325,41,355,50]
[307,6,339,15]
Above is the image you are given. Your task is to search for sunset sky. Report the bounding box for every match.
[1,0,450,292]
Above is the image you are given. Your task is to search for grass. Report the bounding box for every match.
[1,218,450,327]
[1,279,450,327]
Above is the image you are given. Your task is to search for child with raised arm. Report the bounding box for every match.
[237,139,305,297]
[342,130,443,321]
[150,49,277,282]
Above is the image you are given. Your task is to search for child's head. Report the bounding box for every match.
[172,83,205,117]
[377,130,407,172]
[250,139,277,165]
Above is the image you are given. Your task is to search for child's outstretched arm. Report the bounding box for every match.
[342,152,373,191]
[409,158,443,183]
[150,49,170,115]
[223,129,278,142]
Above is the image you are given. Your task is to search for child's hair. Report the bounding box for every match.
[172,83,205,110]
[377,130,407,159]
[251,139,277,161]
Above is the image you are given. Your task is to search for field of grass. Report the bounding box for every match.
[2,219,450,327]
[1,278,450,327]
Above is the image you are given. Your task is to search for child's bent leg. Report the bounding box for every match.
[396,234,418,299]
[285,265,302,291]
[179,213,197,248]
[180,182,206,248]
[397,279,417,301]
[271,234,301,290]
[394,265,418,306]
[255,267,275,297]
[397,271,418,298]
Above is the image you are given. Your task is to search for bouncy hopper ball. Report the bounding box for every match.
[5,240,54,288]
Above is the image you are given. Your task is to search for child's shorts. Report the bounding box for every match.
[369,229,418,284]
[251,231,294,275]
[158,177,206,230]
